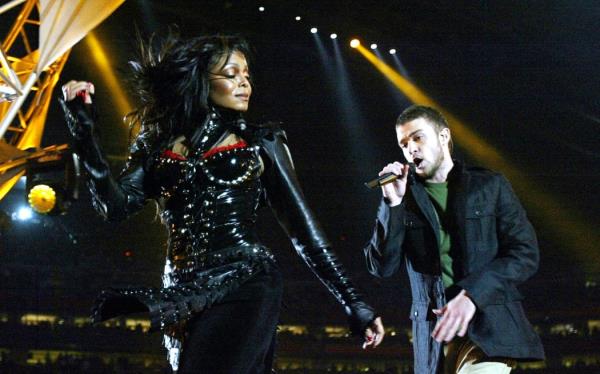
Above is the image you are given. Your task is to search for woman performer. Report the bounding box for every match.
[60,33,383,373]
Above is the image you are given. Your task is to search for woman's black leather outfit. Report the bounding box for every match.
[60,97,376,372]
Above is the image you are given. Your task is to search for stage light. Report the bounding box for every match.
[330,33,337,39]
[16,207,33,221]
[389,49,397,55]
[258,6,265,12]
[310,27,318,34]
[26,150,80,215]
[28,184,56,214]
[370,43,378,50]
[350,39,360,48]
[295,16,301,21]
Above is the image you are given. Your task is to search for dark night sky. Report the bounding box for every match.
[1,0,599,319]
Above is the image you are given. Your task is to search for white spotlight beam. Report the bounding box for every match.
[0,0,27,15]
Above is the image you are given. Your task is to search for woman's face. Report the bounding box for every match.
[209,50,252,112]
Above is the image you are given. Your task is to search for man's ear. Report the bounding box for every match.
[439,127,451,147]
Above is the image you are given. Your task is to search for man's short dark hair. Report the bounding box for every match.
[396,105,453,153]
[396,105,449,133]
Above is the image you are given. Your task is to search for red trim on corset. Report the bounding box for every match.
[161,149,187,161]
[202,140,248,159]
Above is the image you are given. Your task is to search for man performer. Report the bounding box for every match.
[364,105,544,373]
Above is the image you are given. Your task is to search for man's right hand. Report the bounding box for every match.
[379,162,409,206]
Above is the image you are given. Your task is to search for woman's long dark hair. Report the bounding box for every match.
[125,30,252,154]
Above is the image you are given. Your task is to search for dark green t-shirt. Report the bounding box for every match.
[424,181,454,288]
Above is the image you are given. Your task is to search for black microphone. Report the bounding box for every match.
[364,173,397,189]
[364,163,415,189]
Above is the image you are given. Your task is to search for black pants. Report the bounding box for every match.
[178,267,283,373]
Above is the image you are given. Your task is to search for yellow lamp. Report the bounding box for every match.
[28,184,57,214]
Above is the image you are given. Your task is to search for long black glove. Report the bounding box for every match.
[259,125,376,335]
[59,96,147,221]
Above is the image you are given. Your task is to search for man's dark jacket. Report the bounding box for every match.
[364,161,544,373]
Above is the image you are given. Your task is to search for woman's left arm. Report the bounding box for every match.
[260,126,382,343]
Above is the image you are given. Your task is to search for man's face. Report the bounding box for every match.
[396,117,449,180]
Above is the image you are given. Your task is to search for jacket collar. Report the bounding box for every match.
[446,158,469,279]
[409,158,470,278]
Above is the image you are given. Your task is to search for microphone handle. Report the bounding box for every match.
[364,163,415,189]
[364,173,398,189]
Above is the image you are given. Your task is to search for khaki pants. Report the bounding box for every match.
[444,336,516,374]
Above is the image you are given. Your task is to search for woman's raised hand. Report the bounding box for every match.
[59,80,98,140]
[62,80,95,104]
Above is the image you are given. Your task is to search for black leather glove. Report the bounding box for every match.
[259,124,377,335]
[59,95,147,220]
[58,95,109,177]
[297,245,376,335]
[59,95,98,141]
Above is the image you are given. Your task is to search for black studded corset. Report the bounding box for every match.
[154,142,264,279]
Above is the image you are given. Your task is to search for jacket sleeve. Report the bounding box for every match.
[59,96,151,221]
[456,175,539,308]
[260,126,376,335]
[364,199,406,278]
